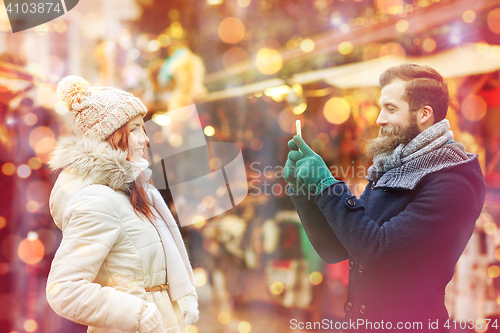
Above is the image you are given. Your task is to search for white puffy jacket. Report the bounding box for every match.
[46,135,196,333]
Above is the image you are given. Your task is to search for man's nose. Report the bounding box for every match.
[376,110,388,127]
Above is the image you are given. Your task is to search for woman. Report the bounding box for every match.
[46,76,199,333]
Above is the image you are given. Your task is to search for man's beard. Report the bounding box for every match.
[365,115,421,159]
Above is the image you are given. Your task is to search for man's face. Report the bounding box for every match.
[366,79,421,158]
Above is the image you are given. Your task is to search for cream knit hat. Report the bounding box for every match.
[57,76,148,140]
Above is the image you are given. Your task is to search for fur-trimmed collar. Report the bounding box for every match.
[49,135,135,192]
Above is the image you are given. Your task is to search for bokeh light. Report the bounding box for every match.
[292,103,307,115]
[24,319,37,333]
[0,217,5,229]
[422,38,437,52]
[2,162,16,176]
[28,157,42,170]
[204,126,215,136]
[187,325,198,333]
[18,236,45,265]
[300,39,315,53]
[380,42,405,57]
[238,321,251,333]
[24,113,38,126]
[237,0,251,8]
[487,8,500,34]
[29,126,56,156]
[309,271,323,285]
[54,20,67,33]
[27,180,51,206]
[364,105,380,124]
[250,138,263,151]
[218,17,245,44]
[461,95,487,121]
[193,267,207,287]
[476,42,490,54]
[462,10,476,23]
[35,23,49,36]
[278,108,301,134]
[202,196,215,208]
[17,165,31,179]
[218,311,231,324]
[153,131,166,144]
[37,86,58,108]
[223,47,249,73]
[395,19,409,32]
[317,132,330,144]
[157,34,171,47]
[324,97,351,124]
[168,133,183,147]
[376,0,403,14]
[484,222,497,235]
[338,41,353,55]
[26,201,39,213]
[488,265,500,278]
[270,281,285,295]
[255,48,282,75]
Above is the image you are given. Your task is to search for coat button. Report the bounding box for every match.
[358,265,364,273]
[347,198,356,207]
[360,305,366,314]
[345,301,353,311]
[349,261,354,270]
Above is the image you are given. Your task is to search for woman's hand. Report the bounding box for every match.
[177,292,199,326]
[138,302,164,333]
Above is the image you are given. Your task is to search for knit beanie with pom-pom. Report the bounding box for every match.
[57,76,147,140]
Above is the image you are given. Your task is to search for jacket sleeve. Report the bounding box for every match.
[46,187,145,332]
[314,173,483,270]
[289,187,348,264]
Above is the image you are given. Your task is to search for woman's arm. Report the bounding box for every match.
[46,188,148,332]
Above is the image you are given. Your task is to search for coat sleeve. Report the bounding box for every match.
[289,187,349,264]
[314,173,483,270]
[46,187,145,332]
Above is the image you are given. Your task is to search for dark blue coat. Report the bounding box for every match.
[290,155,486,332]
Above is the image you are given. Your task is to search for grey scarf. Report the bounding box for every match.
[367,119,471,189]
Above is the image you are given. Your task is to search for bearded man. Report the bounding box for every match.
[284,64,486,332]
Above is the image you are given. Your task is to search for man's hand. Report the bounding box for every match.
[292,135,338,195]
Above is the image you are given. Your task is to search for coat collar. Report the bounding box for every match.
[49,135,135,192]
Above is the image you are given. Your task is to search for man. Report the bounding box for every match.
[284,64,486,332]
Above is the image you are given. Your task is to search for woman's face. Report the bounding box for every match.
[127,115,149,162]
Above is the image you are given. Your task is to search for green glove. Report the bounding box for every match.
[284,139,305,194]
[292,135,338,195]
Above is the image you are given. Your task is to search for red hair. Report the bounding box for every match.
[106,123,157,223]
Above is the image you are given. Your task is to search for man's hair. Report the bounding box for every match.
[379,63,449,122]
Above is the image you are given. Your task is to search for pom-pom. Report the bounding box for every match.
[57,76,90,111]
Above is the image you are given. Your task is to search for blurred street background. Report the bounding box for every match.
[1,0,500,332]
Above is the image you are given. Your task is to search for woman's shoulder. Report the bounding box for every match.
[72,183,130,213]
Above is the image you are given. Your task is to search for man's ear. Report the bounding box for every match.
[419,105,435,129]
